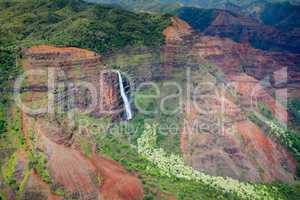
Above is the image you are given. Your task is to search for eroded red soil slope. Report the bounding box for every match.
[20,45,144,200]
[164,18,299,182]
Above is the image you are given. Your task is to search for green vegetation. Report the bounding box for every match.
[0,108,50,196]
[1,0,300,199]
[28,152,52,184]
[0,107,24,198]
[0,0,171,53]
[287,99,300,132]
[18,169,31,195]
[0,0,171,197]
[88,0,181,13]
[248,111,300,177]
[2,153,18,191]
[76,113,225,199]
[3,153,17,181]
[0,107,24,191]
[0,48,20,139]
[288,99,300,121]
[2,150,31,197]
[93,123,235,199]
[88,113,300,200]
[0,0,171,144]
[131,81,183,154]
[272,182,300,200]
[76,136,93,156]
[137,123,286,200]
[257,102,273,120]
[53,187,66,196]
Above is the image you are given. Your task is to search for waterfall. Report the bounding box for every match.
[117,71,133,120]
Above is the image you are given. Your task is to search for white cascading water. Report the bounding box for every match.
[117,71,133,120]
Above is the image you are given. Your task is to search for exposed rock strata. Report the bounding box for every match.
[19,46,144,200]
[163,18,299,183]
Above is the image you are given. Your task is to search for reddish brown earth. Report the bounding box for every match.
[163,17,192,42]
[31,117,143,200]
[24,170,60,200]
[13,151,27,183]
[164,17,299,182]
[236,120,296,181]
[189,36,300,122]
[23,45,123,119]
[190,36,300,85]
[180,102,296,182]
[228,73,288,123]
[14,20,299,200]
[20,45,144,200]
[91,155,144,200]
[25,45,98,60]
[199,9,300,54]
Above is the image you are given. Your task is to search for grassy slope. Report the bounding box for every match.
[0,0,171,198]
[77,114,239,200]
[86,0,182,13]
[0,0,171,52]
[1,0,300,199]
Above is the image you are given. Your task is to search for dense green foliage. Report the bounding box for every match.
[86,112,300,200]
[0,108,27,199]
[3,153,18,191]
[0,0,171,198]
[0,49,19,137]
[248,111,300,176]
[287,99,300,131]
[0,0,171,128]
[0,0,171,53]
[0,0,171,137]
[87,0,181,13]
[1,0,300,199]
[137,123,289,200]
[28,152,52,184]
[82,115,236,199]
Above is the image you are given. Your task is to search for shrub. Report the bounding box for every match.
[28,152,52,184]
[137,123,282,200]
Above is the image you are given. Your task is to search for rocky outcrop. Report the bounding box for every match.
[23,170,60,200]
[163,17,192,42]
[227,73,288,123]
[161,20,299,182]
[20,45,144,200]
[188,36,300,101]
[31,116,144,200]
[97,20,300,183]
[175,7,300,53]
[180,99,296,182]
[22,45,124,120]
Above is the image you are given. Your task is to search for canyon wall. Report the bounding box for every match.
[22,45,125,120]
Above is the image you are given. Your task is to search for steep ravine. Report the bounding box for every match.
[5,16,299,200]
[163,16,299,183]
[18,46,144,200]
